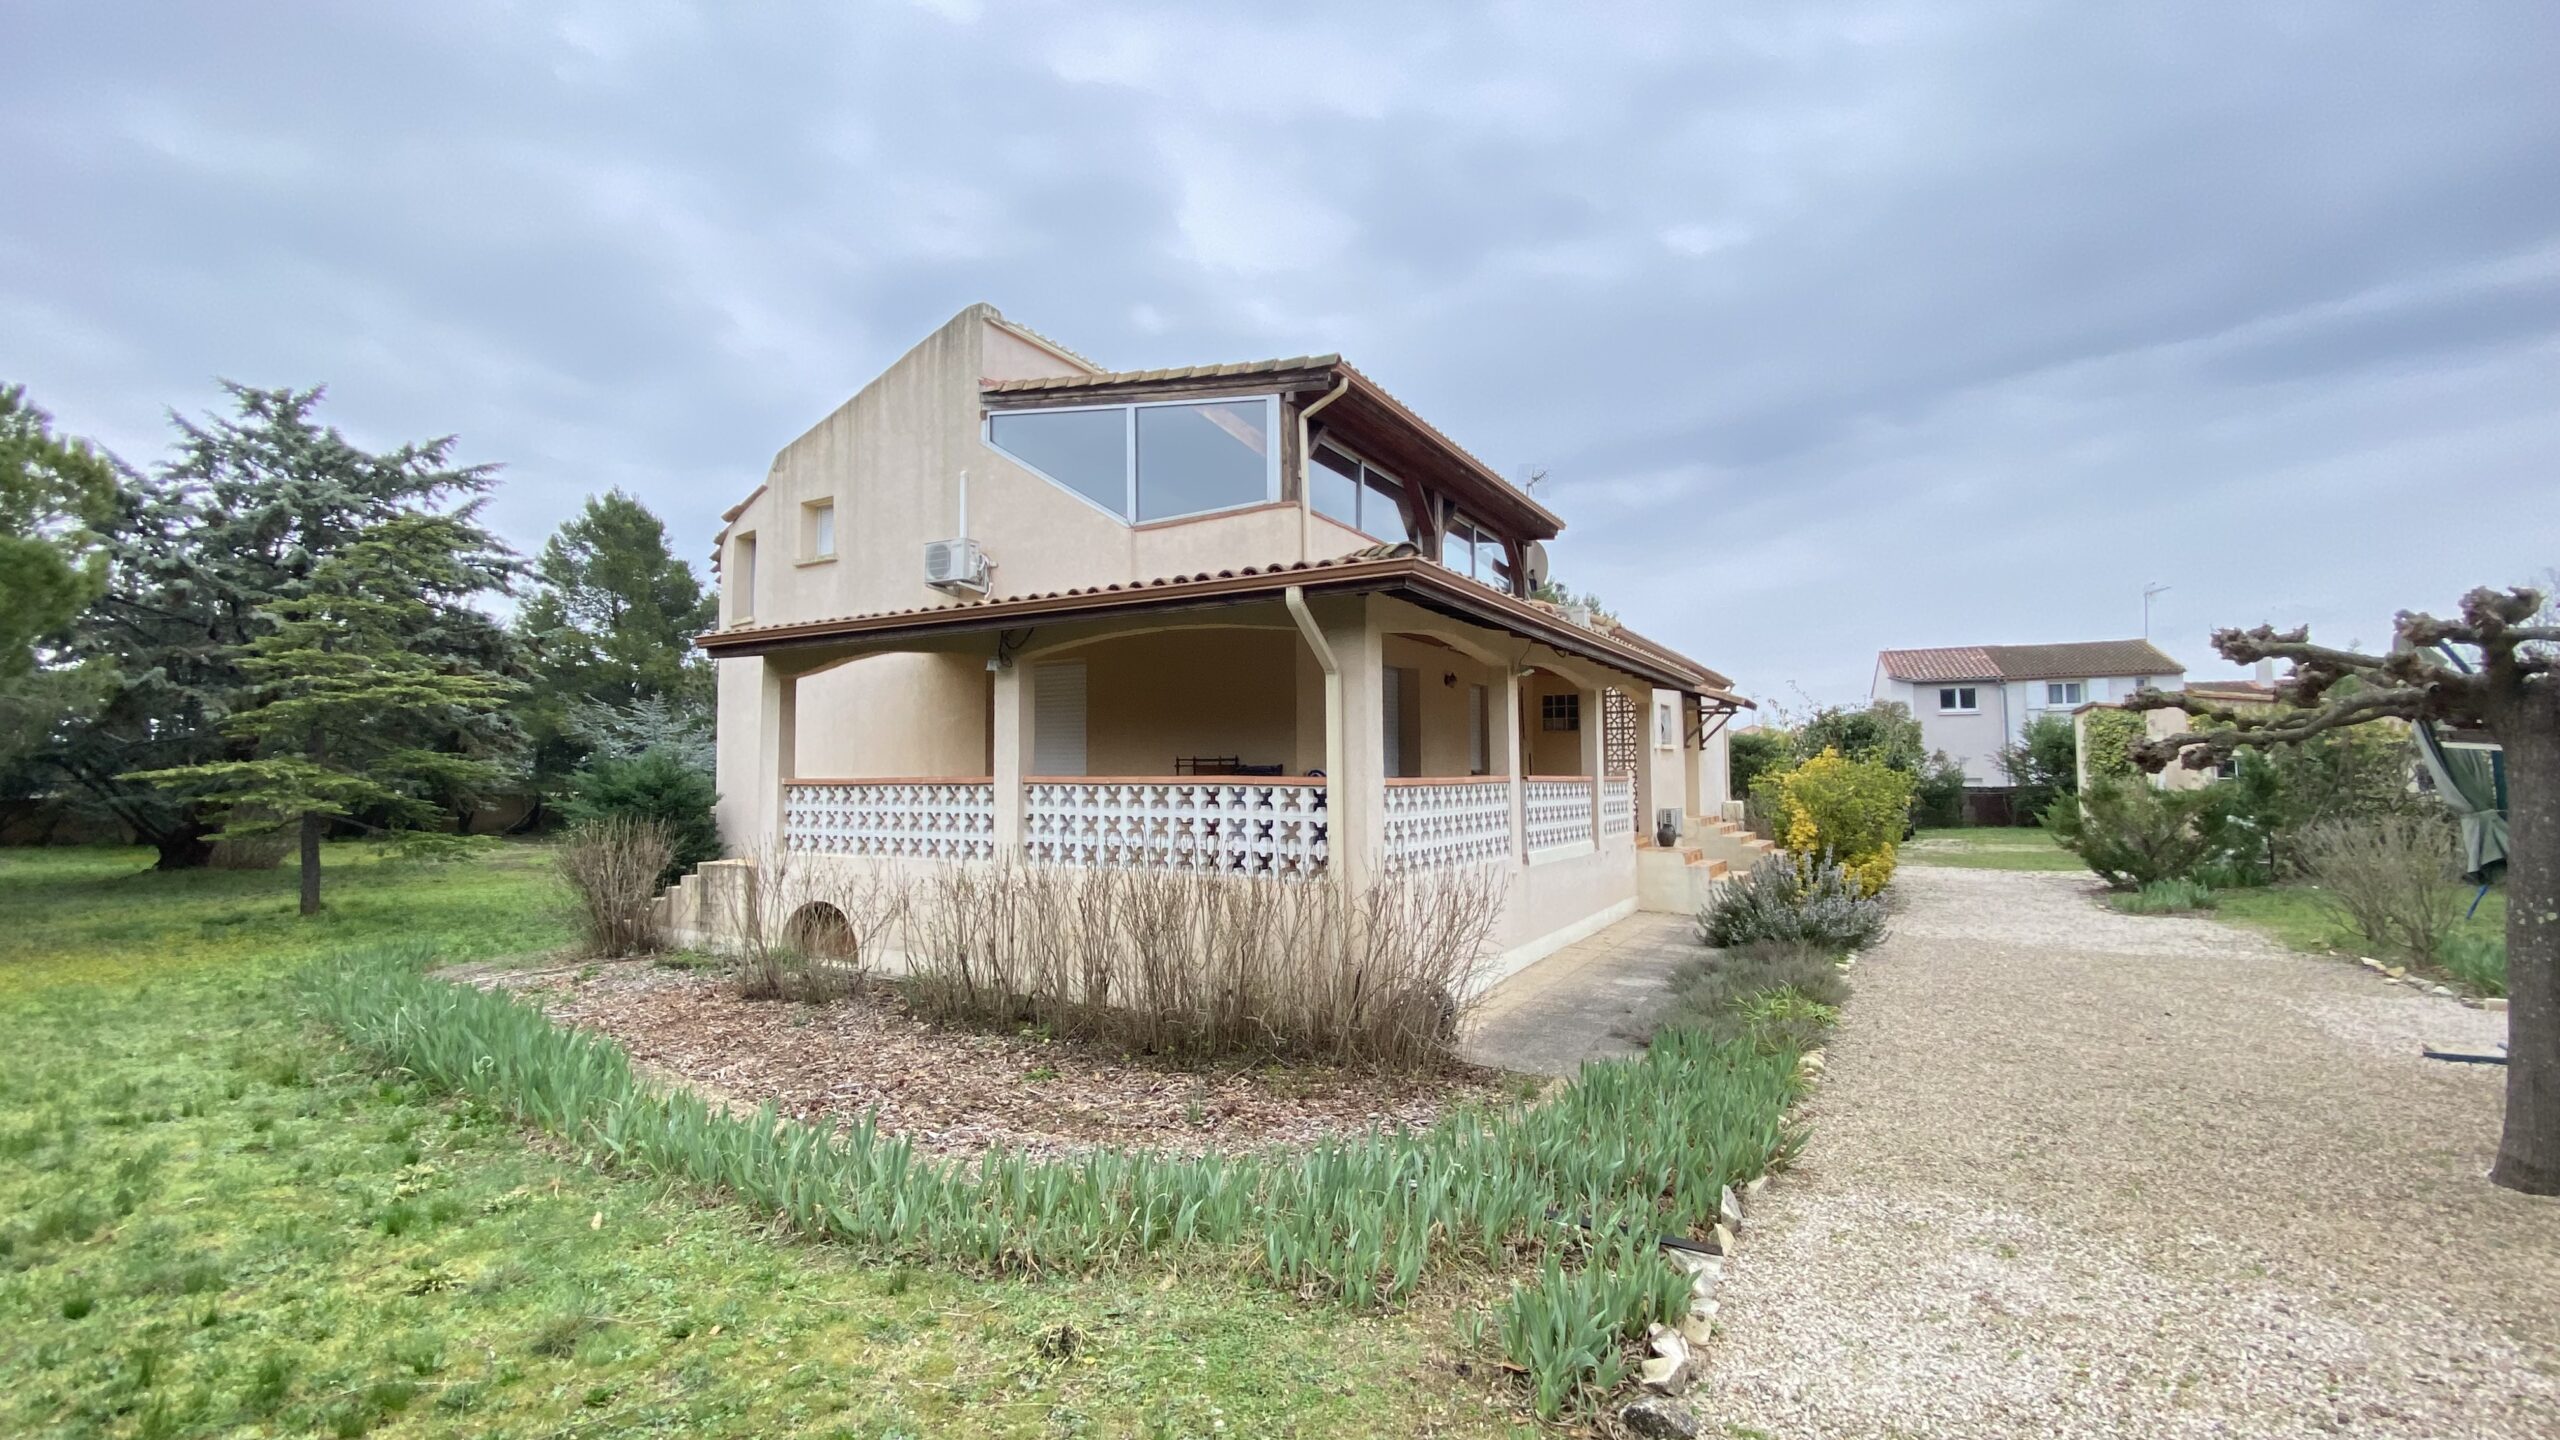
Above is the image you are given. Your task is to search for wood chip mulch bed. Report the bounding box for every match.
[480,961,1508,1160]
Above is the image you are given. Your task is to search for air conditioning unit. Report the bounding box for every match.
[922,537,989,593]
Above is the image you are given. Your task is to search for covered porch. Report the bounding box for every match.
[707,558,1735,969]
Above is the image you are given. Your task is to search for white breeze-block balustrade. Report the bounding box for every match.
[1524,778,1597,858]
[1023,780,1329,877]
[782,781,997,860]
[1381,778,1514,872]
[1600,774,1635,838]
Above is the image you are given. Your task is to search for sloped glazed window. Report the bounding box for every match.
[990,397,1278,525]
[1137,400,1270,522]
[989,407,1126,514]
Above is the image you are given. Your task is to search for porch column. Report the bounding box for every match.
[1632,685,1660,844]
[1317,598,1386,891]
[1499,662,1525,865]
[1579,683,1606,844]
[991,660,1032,857]
[751,659,798,849]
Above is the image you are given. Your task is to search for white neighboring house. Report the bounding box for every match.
[1870,640,2186,787]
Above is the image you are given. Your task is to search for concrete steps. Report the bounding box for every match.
[1684,815,1779,875]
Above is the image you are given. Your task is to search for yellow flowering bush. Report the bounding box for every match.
[1777,747,1915,895]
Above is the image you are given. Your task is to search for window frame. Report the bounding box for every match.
[2046,681,2085,707]
[986,394,1282,527]
[1307,438,1415,545]
[730,531,758,623]
[1937,686,1978,714]
[1540,692,1580,733]
[801,498,836,562]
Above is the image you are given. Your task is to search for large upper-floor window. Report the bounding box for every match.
[1309,442,1415,544]
[1438,513,1512,591]
[987,396,1278,525]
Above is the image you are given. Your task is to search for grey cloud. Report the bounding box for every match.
[3,0,2556,700]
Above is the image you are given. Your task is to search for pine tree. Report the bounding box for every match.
[128,514,520,914]
[515,490,716,803]
[32,384,518,867]
[0,384,120,676]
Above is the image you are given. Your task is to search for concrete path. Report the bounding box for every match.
[1698,865,2557,1440]
[1460,912,1694,1075]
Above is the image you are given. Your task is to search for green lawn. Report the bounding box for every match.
[0,845,1534,1439]
[1900,826,2087,871]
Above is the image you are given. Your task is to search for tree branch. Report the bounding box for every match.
[2127,687,2423,772]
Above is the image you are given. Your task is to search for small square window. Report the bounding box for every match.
[804,500,836,560]
[1541,693,1580,732]
[1938,686,1977,713]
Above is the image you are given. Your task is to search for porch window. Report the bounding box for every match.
[1655,697,1678,748]
[988,397,1280,525]
[1540,693,1579,732]
[1469,683,1491,774]
[1309,441,1414,544]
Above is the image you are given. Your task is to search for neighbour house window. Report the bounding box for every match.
[804,499,835,560]
[2047,681,2085,706]
[1309,442,1415,544]
[1937,686,1977,713]
[731,533,757,622]
[2215,753,2242,781]
[1541,693,1579,732]
[988,397,1280,525]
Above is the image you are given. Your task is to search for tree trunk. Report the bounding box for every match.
[2490,722,2558,1194]
[153,823,216,871]
[298,811,323,916]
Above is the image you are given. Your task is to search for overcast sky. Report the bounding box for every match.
[5,2,2555,705]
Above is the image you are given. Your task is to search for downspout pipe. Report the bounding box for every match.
[1295,377,1353,563]
[1285,585,1340,785]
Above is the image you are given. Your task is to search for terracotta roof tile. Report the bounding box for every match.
[1880,639,2184,683]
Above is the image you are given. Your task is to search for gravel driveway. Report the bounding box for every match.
[1698,864,2558,1440]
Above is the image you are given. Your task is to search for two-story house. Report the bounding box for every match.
[686,305,1749,983]
[1871,639,2186,787]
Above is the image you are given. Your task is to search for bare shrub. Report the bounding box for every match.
[2302,815,2463,963]
[730,845,906,1003]
[556,817,674,957]
[902,861,1501,1069]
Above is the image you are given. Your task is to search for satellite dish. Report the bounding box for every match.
[1522,540,1551,593]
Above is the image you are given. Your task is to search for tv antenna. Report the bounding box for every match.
[2143,581,2171,638]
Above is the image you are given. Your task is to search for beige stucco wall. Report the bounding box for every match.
[1068,628,1305,776]
[1378,634,1510,777]
[795,651,990,780]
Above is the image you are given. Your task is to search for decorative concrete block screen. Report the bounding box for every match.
[1382,778,1513,872]
[1023,780,1329,877]
[782,781,997,860]
[1600,774,1635,838]
[1524,778,1597,858]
